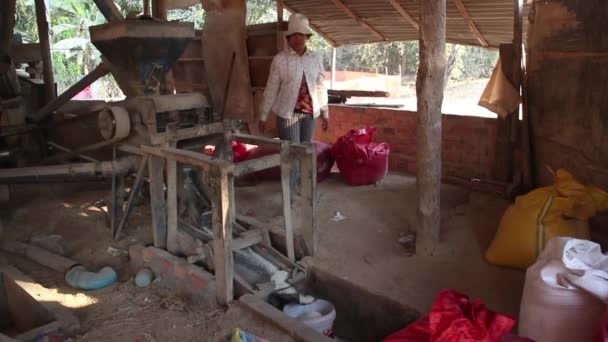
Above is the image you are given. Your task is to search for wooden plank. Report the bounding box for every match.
[10,43,41,63]
[211,169,234,305]
[328,89,390,98]
[150,122,224,145]
[416,0,446,256]
[141,145,234,173]
[329,0,387,41]
[114,155,149,239]
[1,241,77,273]
[233,154,281,177]
[233,133,281,148]
[387,0,419,31]
[451,0,488,47]
[34,0,55,104]
[280,143,295,261]
[232,232,264,250]
[148,156,167,248]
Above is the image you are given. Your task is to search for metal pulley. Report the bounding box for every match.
[98,106,131,140]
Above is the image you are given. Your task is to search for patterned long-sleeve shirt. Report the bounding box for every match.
[260,47,329,122]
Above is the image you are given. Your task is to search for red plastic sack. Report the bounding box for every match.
[203,141,254,163]
[243,140,334,183]
[383,290,515,342]
[331,127,389,186]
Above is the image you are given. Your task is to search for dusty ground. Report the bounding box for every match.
[0,183,224,342]
[236,172,525,318]
[0,172,525,341]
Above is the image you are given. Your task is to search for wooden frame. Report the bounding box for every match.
[139,129,316,305]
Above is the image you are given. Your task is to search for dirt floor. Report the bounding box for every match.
[0,172,525,341]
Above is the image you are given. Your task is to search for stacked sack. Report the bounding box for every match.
[485,169,608,269]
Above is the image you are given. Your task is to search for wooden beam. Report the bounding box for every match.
[150,122,224,145]
[141,145,234,174]
[114,155,149,239]
[416,0,446,256]
[452,0,488,47]
[92,0,124,22]
[211,167,234,305]
[34,0,55,104]
[387,0,419,31]
[233,154,281,177]
[281,3,338,46]
[31,62,110,122]
[330,0,388,41]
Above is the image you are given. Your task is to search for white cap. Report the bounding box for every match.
[285,13,313,37]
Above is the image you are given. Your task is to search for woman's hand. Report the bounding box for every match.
[322,117,329,131]
[258,121,266,133]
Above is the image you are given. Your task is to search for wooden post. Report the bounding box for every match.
[165,124,179,254]
[153,0,169,20]
[415,0,446,256]
[277,0,284,23]
[495,44,516,182]
[280,143,295,261]
[212,167,234,305]
[293,144,316,256]
[331,48,337,90]
[0,0,16,53]
[34,0,55,104]
[148,155,168,249]
[514,0,533,189]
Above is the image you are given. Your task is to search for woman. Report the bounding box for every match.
[258,13,329,143]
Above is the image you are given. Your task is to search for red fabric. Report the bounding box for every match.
[243,140,334,183]
[383,290,516,342]
[294,74,313,114]
[331,127,389,186]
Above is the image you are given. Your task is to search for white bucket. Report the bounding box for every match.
[283,299,336,336]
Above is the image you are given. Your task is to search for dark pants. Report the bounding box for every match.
[276,112,317,195]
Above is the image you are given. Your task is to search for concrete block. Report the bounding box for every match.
[129,245,216,304]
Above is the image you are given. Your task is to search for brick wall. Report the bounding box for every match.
[315,105,498,180]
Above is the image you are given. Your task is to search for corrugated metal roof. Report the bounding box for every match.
[284,0,525,47]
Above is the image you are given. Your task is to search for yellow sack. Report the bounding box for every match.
[485,169,608,269]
